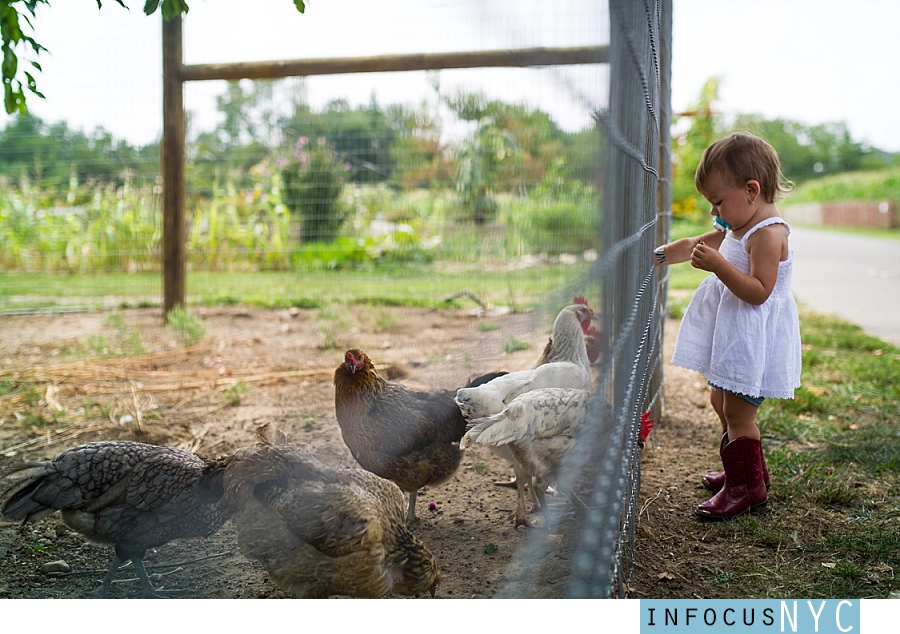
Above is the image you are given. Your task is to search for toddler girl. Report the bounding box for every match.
[654,132,802,519]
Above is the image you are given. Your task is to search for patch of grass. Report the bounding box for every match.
[104,312,126,330]
[166,306,207,346]
[84,333,113,358]
[15,411,53,428]
[301,411,317,428]
[667,265,712,293]
[502,338,531,354]
[829,514,900,561]
[371,308,400,332]
[0,377,15,397]
[476,321,502,332]
[474,462,489,474]
[23,540,56,553]
[221,381,250,407]
[760,312,899,449]
[702,566,737,584]
[806,479,857,508]
[666,297,687,320]
[0,263,587,313]
[825,423,900,473]
[316,304,350,350]
[80,396,113,421]
[687,309,899,599]
[785,167,900,206]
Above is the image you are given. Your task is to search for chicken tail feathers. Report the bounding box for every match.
[1,463,59,523]
[464,371,508,389]
[460,411,520,449]
[254,422,289,447]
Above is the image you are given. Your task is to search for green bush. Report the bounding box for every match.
[291,237,369,270]
[785,168,900,204]
[281,137,350,243]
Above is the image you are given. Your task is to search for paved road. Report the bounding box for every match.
[789,227,900,346]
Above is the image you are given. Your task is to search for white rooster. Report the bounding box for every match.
[454,303,594,420]
[455,303,594,525]
[460,388,592,527]
[462,391,655,527]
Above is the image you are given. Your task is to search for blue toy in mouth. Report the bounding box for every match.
[713,217,731,232]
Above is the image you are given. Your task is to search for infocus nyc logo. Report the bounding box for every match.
[641,599,860,633]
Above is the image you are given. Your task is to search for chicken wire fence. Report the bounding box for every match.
[0,0,670,598]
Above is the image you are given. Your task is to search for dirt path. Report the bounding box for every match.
[0,305,737,599]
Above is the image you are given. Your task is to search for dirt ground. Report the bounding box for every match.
[0,304,740,600]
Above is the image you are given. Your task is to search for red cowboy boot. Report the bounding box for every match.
[696,436,768,519]
[702,433,770,493]
[700,433,729,492]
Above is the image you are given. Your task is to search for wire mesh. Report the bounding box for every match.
[0,0,671,598]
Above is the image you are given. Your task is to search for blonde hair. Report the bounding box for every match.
[695,132,794,203]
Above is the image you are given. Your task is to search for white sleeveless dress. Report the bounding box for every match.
[671,217,802,399]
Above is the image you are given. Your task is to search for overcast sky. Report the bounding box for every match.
[2,0,898,152]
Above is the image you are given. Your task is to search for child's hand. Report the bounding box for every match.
[690,241,723,272]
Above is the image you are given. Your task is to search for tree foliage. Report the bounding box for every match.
[0,0,305,115]
[670,77,890,221]
[731,115,870,182]
[386,101,454,190]
[670,77,722,219]
[441,90,586,224]
[284,98,397,184]
[0,111,157,189]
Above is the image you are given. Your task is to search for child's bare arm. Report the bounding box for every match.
[654,230,723,266]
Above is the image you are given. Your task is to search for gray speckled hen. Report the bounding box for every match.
[0,440,228,598]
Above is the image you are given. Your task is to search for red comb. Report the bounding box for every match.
[573,295,590,307]
[639,410,655,443]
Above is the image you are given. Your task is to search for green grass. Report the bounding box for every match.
[786,224,900,241]
[786,167,900,204]
[221,381,251,407]
[0,263,589,313]
[371,307,400,332]
[663,242,899,598]
[502,337,531,354]
[301,411,317,428]
[166,306,207,346]
[316,304,351,349]
[692,311,900,599]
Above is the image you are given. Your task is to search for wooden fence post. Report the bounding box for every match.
[161,15,186,320]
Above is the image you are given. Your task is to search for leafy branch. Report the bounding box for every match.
[1,0,306,115]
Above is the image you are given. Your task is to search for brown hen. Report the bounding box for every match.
[221,427,440,598]
[335,348,480,524]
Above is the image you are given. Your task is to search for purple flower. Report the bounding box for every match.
[428,502,437,511]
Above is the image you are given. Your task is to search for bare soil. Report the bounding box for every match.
[0,305,756,599]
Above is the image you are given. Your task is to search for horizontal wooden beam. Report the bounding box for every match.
[180,46,609,82]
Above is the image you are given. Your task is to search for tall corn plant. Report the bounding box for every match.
[0,176,160,272]
[187,166,292,270]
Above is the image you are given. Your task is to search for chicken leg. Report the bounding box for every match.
[511,462,533,528]
[92,552,185,598]
[92,554,160,599]
[406,490,418,525]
